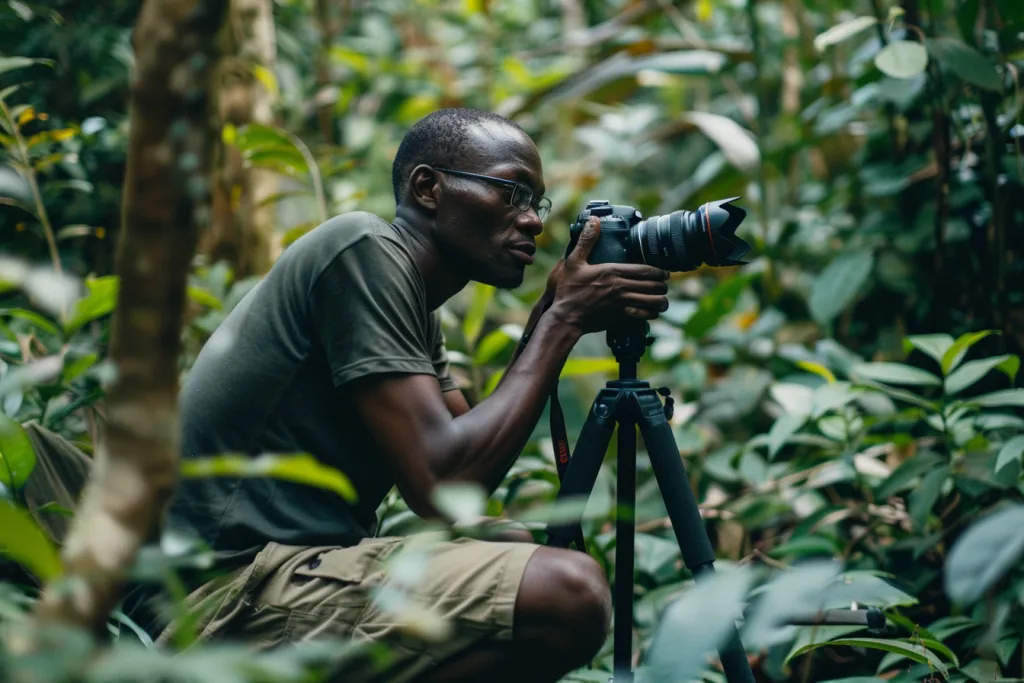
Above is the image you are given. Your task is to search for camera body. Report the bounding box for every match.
[565,198,750,273]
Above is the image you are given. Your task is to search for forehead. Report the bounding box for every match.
[462,121,543,184]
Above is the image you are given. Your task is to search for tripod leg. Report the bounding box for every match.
[638,409,756,683]
[613,416,635,683]
[544,390,618,549]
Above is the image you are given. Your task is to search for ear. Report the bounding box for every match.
[408,164,441,212]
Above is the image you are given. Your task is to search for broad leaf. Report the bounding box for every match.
[995,435,1024,473]
[180,453,357,502]
[942,330,996,373]
[683,273,757,339]
[944,504,1024,604]
[904,334,954,365]
[945,354,1015,394]
[462,282,495,346]
[875,41,929,79]
[64,275,118,336]
[0,499,62,580]
[743,560,842,650]
[768,413,807,460]
[790,638,948,678]
[0,57,54,77]
[644,567,754,683]
[814,16,879,52]
[431,481,486,525]
[926,37,1003,91]
[850,362,941,387]
[680,112,760,173]
[909,466,949,530]
[809,250,874,326]
[970,389,1024,407]
[0,413,35,489]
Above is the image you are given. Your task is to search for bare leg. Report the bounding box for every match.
[414,547,612,683]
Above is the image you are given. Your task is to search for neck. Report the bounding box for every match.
[393,204,468,311]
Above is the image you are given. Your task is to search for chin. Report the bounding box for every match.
[477,267,525,291]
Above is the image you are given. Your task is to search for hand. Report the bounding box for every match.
[548,217,670,333]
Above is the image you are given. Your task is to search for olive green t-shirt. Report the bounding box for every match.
[164,211,457,568]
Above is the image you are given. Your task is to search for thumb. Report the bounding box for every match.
[569,217,601,263]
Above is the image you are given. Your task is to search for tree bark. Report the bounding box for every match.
[29,0,228,635]
[200,0,278,279]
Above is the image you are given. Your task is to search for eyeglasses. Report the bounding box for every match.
[433,167,551,221]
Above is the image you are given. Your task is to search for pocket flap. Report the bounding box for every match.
[291,538,394,585]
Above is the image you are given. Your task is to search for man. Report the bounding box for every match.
[157,108,670,682]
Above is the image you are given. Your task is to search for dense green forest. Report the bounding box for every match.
[1,0,1023,682]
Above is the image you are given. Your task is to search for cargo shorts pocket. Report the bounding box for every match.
[282,538,400,610]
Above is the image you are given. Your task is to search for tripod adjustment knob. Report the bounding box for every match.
[657,387,674,420]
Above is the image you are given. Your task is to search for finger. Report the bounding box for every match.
[568,217,601,264]
[621,293,669,313]
[624,306,662,320]
[608,263,671,281]
[613,278,668,295]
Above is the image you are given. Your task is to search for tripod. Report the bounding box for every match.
[542,320,884,683]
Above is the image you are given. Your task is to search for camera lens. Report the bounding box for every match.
[630,198,750,272]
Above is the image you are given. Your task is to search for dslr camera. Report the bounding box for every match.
[565,198,751,271]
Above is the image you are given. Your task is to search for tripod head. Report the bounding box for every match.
[606,318,652,376]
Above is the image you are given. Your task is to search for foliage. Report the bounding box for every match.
[1,0,1024,682]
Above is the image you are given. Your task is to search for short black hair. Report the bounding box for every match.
[391,108,527,204]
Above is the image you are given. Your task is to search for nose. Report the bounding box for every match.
[519,208,544,236]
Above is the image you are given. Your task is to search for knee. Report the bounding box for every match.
[518,549,612,663]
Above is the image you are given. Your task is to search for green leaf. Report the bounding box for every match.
[0,57,54,78]
[0,499,62,580]
[462,282,495,346]
[0,307,61,337]
[997,354,1020,383]
[64,275,118,336]
[876,450,945,499]
[908,466,949,530]
[683,273,756,339]
[850,362,941,387]
[875,41,929,79]
[823,572,917,609]
[61,352,98,384]
[186,285,222,310]
[797,360,837,384]
[680,112,760,173]
[808,249,874,326]
[904,334,954,365]
[814,16,879,52]
[790,638,948,678]
[645,566,754,683]
[995,435,1024,473]
[767,413,807,460]
[970,389,1024,407]
[431,481,486,525]
[473,327,516,365]
[926,37,1003,91]
[942,330,997,374]
[0,414,35,489]
[944,504,1024,604]
[180,453,357,502]
[560,357,619,377]
[945,354,1015,395]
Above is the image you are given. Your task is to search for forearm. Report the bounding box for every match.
[437,307,578,489]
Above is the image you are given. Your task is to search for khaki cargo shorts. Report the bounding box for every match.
[155,533,541,683]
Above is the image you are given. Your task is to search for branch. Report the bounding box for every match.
[28,0,229,636]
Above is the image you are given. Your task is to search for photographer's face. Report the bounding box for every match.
[433,124,546,289]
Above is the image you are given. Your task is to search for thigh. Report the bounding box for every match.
[252,535,541,683]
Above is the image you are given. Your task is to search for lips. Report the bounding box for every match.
[508,242,536,265]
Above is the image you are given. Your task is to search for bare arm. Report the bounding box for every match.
[352,220,668,518]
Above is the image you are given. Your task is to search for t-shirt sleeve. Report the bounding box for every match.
[429,312,459,393]
[309,235,440,388]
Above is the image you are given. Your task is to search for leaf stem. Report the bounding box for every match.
[285,130,327,224]
[0,98,64,283]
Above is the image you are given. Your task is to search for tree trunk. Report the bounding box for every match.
[29,0,228,636]
[201,0,278,279]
